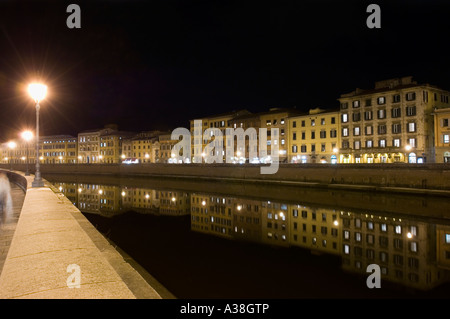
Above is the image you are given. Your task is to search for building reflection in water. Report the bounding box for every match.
[54,181,450,292]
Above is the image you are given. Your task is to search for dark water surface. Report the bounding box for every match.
[45,174,450,299]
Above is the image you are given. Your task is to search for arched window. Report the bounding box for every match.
[408,152,417,163]
[331,155,337,164]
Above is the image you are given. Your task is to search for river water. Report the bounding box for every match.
[45,173,450,299]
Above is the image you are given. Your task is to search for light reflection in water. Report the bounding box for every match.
[52,180,450,295]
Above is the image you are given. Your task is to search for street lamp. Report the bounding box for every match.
[7,141,16,171]
[21,130,33,176]
[404,144,412,163]
[28,83,47,187]
[332,147,339,164]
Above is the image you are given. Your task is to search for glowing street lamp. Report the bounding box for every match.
[28,83,47,187]
[7,141,16,171]
[404,145,412,163]
[21,130,33,176]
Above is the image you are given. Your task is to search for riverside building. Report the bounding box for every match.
[338,76,450,163]
[287,108,340,163]
[433,107,450,163]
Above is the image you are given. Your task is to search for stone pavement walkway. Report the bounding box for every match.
[0,179,162,299]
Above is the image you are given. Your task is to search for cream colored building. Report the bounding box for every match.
[433,107,450,163]
[1,135,77,165]
[261,200,289,247]
[190,193,234,239]
[41,135,78,164]
[289,204,341,255]
[258,108,301,163]
[338,76,450,163]
[340,210,447,290]
[436,224,450,271]
[78,125,117,164]
[159,132,178,163]
[189,110,251,163]
[99,131,135,163]
[287,108,340,163]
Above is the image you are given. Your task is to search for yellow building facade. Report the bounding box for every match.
[287,108,340,163]
[258,108,301,163]
[190,193,234,239]
[1,135,77,165]
[338,76,450,163]
[433,107,450,163]
[99,131,135,164]
[189,110,251,163]
[289,205,341,255]
[41,135,78,164]
[340,210,447,290]
[78,127,112,164]
[131,137,158,163]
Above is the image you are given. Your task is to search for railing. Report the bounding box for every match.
[0,169,27,192]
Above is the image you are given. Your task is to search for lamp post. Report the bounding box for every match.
[28,83,47,187]
[332,147,339,164]
[7,141,16,171]
[404,144,412,163]
[21,131,33,176]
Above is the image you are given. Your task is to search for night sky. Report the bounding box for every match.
[0,0,450,141]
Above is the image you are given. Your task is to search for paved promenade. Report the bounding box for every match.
[0,174,163,299]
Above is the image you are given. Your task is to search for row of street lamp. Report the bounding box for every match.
[7,130,33,176]
[7,83,47,187]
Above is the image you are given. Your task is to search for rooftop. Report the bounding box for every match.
[339,76,447,98]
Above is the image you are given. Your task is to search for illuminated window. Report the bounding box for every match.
[344,244,350,254]
[344,230,350,240]
[410,226,417,236]
[342,127,349,137]
[406,105,416,116]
